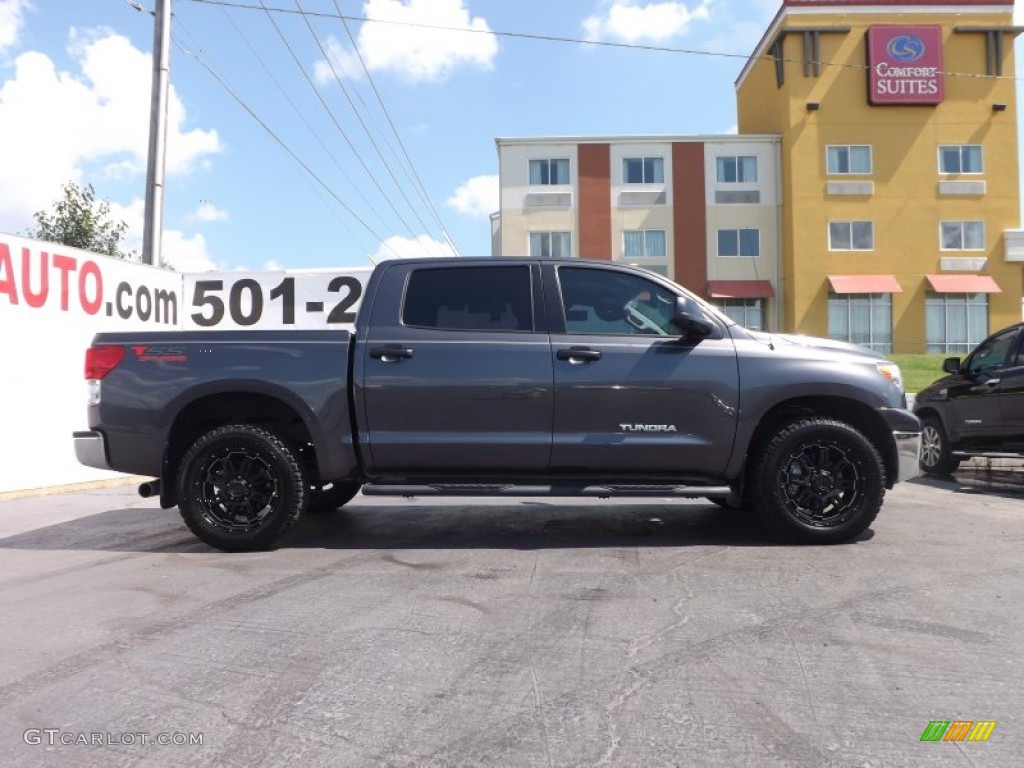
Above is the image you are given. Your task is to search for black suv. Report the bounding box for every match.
[914,322,1024,475]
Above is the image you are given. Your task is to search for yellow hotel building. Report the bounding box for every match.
[494,0,1023,353]
[737,0,1023,353]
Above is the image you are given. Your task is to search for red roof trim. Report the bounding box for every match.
[786,0,1011,6]
[827,275,903,294]
[706,280,776,298]
[925,274,1001,293]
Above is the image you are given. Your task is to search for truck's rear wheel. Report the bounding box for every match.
[177,424,306,551]
[919,416,961,476]
[307,481,361,514]
[752,418,884,544]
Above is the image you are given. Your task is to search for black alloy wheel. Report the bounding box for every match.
[177,425,306,551]
[753,418,885,543]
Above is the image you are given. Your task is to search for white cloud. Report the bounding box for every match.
[446,174,498,218]
[264,259,282,270]
[110,197,218,272]
[0,29,222,232]
[162,230,217,272]
[192,203,229,222]
[313,35,365,84]
[316,0,498,84]
[370,234,456,262]
[583,1,711,44]
[0,0,29,56]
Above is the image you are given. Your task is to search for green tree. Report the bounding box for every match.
[27,181,136,260]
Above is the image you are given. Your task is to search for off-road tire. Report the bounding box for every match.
[177,424,306,551]
[919,416,961,477]
[752,418,885,544]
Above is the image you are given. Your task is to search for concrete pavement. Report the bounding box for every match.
[0,468,1021,767]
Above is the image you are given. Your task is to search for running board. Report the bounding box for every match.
[361,483,732,498]
[952,451,1024,459]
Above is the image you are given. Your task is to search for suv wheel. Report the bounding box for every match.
[177,424,306,551]
[919,416,961,477]
[752,418,884,544]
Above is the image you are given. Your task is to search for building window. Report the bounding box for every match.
[926,293,988,354]
[716,156,758,183]
[623,157,664,184]
[529,231,571,259]
[717,228,760,257]
[828,293,892,354]
[940,221,985,250]
[827,145,872,175]
[938,145,983,174]
[529,158,570,185]
[828,221,874,251]
[716,298,765,330]
[623,230,667,259]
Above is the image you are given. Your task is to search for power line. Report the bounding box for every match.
[217,5,395,240]
[293,0,446,249]
[171,31,404,259]
[332,0,461,257]
[181,0,1024,83]
[256,0,421,240]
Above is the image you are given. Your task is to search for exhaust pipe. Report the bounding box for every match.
[138,479,161,498]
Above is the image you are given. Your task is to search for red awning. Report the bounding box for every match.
[827,274,903,294]
[926,274,1001,293]
[706,280,775,298]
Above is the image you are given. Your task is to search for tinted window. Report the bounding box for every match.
[402,266,533,332]
[558,267,678,336]
[967,328,1017,374]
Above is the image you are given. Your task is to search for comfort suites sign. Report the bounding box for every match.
[867,25,943,105]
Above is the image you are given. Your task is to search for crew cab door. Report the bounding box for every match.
[994,326,1024,443]
[545,263,739,477]
[357,263,553,473]
[944,326,1018,445]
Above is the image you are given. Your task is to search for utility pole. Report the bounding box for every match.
[142,0,171,266]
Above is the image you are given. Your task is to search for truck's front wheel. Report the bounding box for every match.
[177,424,307,551]
[752,418,884,544]
[919,416,961,476]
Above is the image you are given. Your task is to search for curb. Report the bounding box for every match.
[0,476,149,503]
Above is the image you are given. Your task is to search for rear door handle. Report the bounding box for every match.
[370,345,415,362]
[556,347,602,363]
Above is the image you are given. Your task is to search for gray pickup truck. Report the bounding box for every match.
[74,258,920,551]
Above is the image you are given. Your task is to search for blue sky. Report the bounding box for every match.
[0,0,1019,271]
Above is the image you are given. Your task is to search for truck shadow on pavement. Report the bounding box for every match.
[908,463,1024,499]
[0,501,877,554]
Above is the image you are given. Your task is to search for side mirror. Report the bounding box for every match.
[942,357,961,375]
[671,296,714,339]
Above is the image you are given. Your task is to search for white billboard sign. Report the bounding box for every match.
[181,268,372,331]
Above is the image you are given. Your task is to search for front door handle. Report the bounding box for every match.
[557,347,602,363]
[370,345,415,362]
[972,378,1001,391]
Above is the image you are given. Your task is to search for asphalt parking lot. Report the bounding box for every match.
[0,464,1021,768]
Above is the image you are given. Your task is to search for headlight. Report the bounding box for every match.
[876,362,904,393]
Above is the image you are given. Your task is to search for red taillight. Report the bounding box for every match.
[85,345,126,380]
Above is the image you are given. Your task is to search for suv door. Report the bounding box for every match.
[545,263,739,478]
[995,326,1024,444]
[944,326,1019,446]
[359,263,553,473]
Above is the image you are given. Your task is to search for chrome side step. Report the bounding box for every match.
[952,451,1024,459]
[361,483,732,498]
